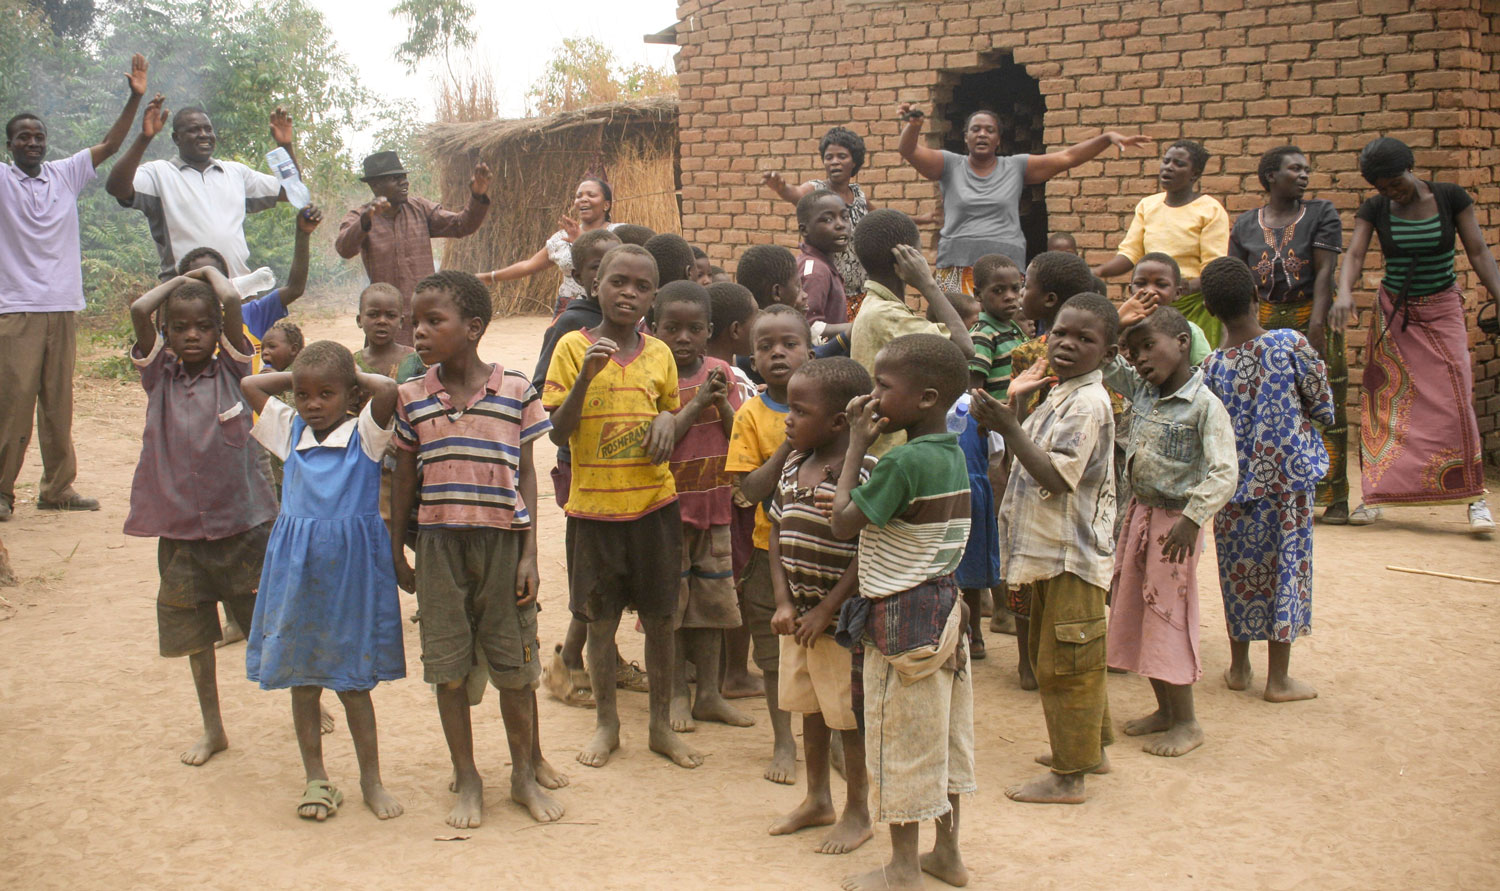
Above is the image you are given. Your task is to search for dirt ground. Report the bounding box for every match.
[3,311,1499,890]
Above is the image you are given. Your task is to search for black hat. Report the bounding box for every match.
[359,151,408,182]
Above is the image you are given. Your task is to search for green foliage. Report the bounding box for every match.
[390,0,475,80]
[525,36,676,116]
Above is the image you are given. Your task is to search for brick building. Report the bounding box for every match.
[662,0,1500,462]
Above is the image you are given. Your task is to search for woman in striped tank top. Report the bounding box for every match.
[1335,137,1500,535]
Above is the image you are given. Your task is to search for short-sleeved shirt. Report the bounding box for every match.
[669,357,746,530]
[1356,182,1474,299]
[542,330,680,520]
[797,242,848,325]
[996,371,1117,590]
[124,337,279,541]
[936,150,1031,270]
[124,157,281,280]
[0,149,95,314]
[239,289,287,374]
[251,397,391,463]
[850,280,948,456]
[1114,192,1230,281]
[394,363,551,530]
[724,392,790,550]
[770,449,875,614]
[850,433,971,599]
[1229,200,1343,304]
[969,312,1028,400]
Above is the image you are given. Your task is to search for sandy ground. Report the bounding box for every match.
[3,311,1500,890]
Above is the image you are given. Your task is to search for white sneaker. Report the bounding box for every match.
[1347,503,1382,526]
[1468,499,1495,536]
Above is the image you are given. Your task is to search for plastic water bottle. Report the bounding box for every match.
[232,266,276,298]
[945,393,971,434]
[266,147,310,209]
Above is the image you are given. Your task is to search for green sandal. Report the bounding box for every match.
[298,779,343,821]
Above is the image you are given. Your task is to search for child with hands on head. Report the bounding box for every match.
[766,357,875,856]
[824,333,976,891]
[725,305,814,785]
[650,281,755,733]
[544,244,704,772]
[239,341,405,821]
[391,270,565,829]
[124,264,279,768]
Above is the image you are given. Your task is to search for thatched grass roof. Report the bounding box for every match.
[425,98,681,316]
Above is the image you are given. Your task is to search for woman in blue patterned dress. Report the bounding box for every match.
[1199,258,1334,704]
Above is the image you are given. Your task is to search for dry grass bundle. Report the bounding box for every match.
[424,97,680,316]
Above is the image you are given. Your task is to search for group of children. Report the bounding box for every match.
[124,180,1334,888]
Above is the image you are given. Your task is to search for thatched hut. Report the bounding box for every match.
[424,97,680,316]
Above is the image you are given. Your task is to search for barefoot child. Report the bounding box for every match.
[124,266,278,766]
[826,333,976,890]
[544,244,703,771]
[240,342,405,820]
[1099,306,1236,757]
[977,292,1121,805]
[1198,257,1333,703]
[767,357,874,855]
[726,305,813,784]
[391,270,565,827]
[353,283,417,378]
[651,281,754,732]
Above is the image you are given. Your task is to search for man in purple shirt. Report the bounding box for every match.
[0,53,151,521]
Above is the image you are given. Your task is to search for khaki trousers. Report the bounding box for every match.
[1028,572,1114,774]
[0,311,78,506]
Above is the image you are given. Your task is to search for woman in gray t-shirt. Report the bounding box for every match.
[896,103,1148,294]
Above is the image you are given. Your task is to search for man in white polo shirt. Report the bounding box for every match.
[0,54,151,521]
[106,99,299,280]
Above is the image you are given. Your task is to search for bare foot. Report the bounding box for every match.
[1224,662,1253,691]
[534,757,570,789]
[670,692,696,733]
[1005,770,1087,805]
[1018,663,1038,691]
[765,740,797,785]
[692,693,755,727]
[1034,750,1111,774]
[816,810,873,855]
[1143,721,1204,757]
[768,795,835,836]
[649,725,704,768]
[722,673,766,700]
[577,725,620,768]
[1264,675,1318,703]
[511,773,564,822]
[362,781,404,819]
[1122,708,1173,736]
[180,729,228,766]
[447,774,483,829]
[920,846,970,886]
[319,707,335,735]
[989,612,1016,635]
[841,862,923,890]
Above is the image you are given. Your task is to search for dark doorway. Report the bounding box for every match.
[937,56,1048,263]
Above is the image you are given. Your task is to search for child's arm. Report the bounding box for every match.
[129,274,190,355]
[1291,336,1336,427]
[356,370,398,428]
[240,370,292,414]
[738,439,793,507]
[390,447,418,593]
[278,205,323,307]
[969,389,1071,495]
[1164,398,1239,564]
[548,337,616,445]
[768,524,798,636]
[794,554,858,646]
[893,244,974,358]
[827,395,886,539]
[515,441,540,607]
[198,266,248,355]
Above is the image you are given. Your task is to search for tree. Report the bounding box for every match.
[525,36,676,115]
[390,0,475,92]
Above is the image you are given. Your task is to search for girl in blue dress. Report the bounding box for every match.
[241,341,406,822]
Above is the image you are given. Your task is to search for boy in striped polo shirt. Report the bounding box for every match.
[390,271,565,829]
[827,334,975,891]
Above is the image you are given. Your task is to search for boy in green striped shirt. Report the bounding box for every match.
[967,253,1029,399]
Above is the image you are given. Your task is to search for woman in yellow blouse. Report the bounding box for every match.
[1094,140,1230,347]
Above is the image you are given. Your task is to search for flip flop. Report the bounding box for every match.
[298,779,342,821]
[544,644,595,709]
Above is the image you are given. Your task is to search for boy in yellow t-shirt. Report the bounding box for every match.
[543,244,703,772]
[725,305,812,785]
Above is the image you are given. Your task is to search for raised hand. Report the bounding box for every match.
[1007,357,1055,402]
[297,204,323,233]
[581,337,617,380]
[470,161,491,197]
[141,94,167,138]
[1117,293,1158,329]
[897,101,924,122]
[268,106,294,145]
[694,366,727,405]
[363,196,392,221]
[968,387,1017,433]
[761,170,787,192]
[845,394,888,447]
[891,243,934,289]
[557,214,581,243]
[126,54,148,97]
[1106,132,1152,153]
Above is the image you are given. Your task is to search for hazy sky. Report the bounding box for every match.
[304,0,680,151]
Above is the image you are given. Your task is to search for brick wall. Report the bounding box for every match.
[672,0,1500,463]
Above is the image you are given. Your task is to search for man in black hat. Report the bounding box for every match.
[334,151,492,345]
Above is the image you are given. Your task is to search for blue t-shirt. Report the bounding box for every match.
[241,289,287,339]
